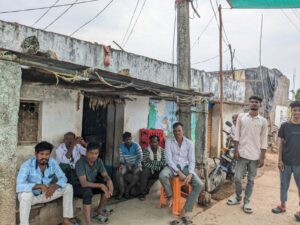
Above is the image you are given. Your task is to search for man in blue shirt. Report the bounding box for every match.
[116,132,143,199]
[16,141,76,225]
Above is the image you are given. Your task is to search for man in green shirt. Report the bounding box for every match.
[139,135,166,201]
[74,142,113,225]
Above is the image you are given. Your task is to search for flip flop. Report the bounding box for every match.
[272,205,286,214]
[170,220,183,225]
[227,197,241,205]
[102,206,114,215]
[92,213,109,224]
[243,202,253,214]
[294,211,300,221]
[181,216,193,224]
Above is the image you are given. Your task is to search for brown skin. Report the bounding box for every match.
[278,106,300,208]
[119,136,133,171]
[32,150,73,225]
[232,114,238,126]
[234,99,266,168]
[144,137,159,163]
[64,134,87,159]
[78,148,113,225]
[170,125,193,218]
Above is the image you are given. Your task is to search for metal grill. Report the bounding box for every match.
[18,101,39,144]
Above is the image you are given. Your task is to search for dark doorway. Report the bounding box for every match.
[82,96,107,160]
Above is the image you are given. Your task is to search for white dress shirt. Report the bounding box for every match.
[165,136,196,175]
[234,113,268,160]
[55,143,86,168]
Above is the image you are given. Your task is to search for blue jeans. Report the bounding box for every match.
[235,158,258,203]
[280,165,300,203]
[159,166,203,212]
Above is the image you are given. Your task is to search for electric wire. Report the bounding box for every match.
[32,0,60,26]
[0,0,100,14]
[191,14,214,49]
[121,0,141,47]
[44,0,79,30]
[192,48,229,65]
[69,0,114,36]
[122,0,147,48]
[281,9,300,33]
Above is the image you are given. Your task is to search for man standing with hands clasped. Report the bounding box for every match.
[227,96,268,214]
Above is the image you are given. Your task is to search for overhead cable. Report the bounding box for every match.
[44,0,79,30]
[0,0,100,14]
[69,0,114,36]
[122,0,147,48]
[32,0,60,26]
[121,0,141,47]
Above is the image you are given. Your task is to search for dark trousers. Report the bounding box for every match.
[73,178,105,205]
[139,167,160,195]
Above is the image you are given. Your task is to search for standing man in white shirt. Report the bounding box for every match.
[56,132,87,184]
[227,96,268,214]
[159,122,203,224]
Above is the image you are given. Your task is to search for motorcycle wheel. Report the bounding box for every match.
[208,168,226,194]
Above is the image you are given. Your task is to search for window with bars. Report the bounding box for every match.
[18,101,40,144]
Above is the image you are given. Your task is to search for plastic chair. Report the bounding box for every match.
[157,176,192,216]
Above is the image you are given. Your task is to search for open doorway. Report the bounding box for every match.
[81,96,107,160]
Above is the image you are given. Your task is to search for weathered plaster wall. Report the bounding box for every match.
[17,83,84,168]
[210,103,244,157]
[124,96,149,142]
[0,61,22,225]
[191,70,246,103]
[0,20,246,103]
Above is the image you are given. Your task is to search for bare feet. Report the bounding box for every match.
[168,197,173,208]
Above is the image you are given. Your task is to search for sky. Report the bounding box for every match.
[0,0,299,95]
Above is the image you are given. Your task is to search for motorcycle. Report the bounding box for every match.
[208,121,236,194]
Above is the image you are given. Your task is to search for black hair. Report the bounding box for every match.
[249,95,263,102]
[64,132,76,138]
[35,141,54,153]
[87,142,100,152]
[173,122,183,129]
[290,101,300,108]
[149,135,160,142]
[122,132,132,141]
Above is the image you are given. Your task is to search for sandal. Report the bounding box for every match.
[92,213,109,224]
[181,216,193,224]
[102,206,114,215]
[294,211,300,221]
[170,220,183,225]
[243,202,253,214]
[272,205,286,214]
[227,197,241,205]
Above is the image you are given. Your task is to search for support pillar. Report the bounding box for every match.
[0,60,22,225]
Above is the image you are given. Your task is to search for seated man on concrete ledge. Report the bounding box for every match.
[74,142,114,225]
[56,132,87,185]
[16,141,76,225]
[116,131,143,199]
[159,122,203,224]
[139,134,166,201]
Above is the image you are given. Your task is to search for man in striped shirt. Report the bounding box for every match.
[139,135,166,201]
[116,132,143,199]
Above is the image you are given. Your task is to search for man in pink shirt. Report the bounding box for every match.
[227,96,268,214]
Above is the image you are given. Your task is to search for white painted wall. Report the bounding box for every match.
[124,96,149,143]
[17,82,84,167]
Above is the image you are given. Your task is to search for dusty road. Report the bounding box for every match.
[77,153,299,225]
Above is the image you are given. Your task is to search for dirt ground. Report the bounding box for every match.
[76,152,300,225]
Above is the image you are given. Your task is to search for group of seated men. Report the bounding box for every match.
[16,122,203,225]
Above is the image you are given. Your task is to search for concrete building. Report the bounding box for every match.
[0,20,289,225]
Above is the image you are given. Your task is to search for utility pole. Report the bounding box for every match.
[218,5,224,150]
[177,0,191,138]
